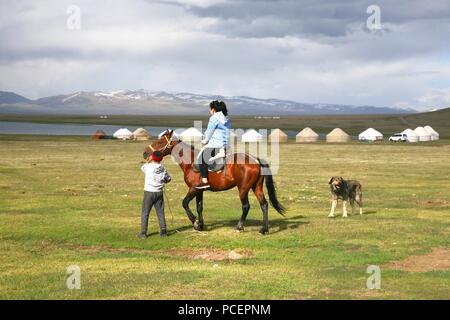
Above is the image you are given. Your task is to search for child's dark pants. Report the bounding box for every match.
[141,191,166,234]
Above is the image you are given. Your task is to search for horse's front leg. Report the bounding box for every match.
[194,191,204,231]
[182,189,197,225]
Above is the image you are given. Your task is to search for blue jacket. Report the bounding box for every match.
[204,111,231,148]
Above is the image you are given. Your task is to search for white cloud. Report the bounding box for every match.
[405,88,450,110]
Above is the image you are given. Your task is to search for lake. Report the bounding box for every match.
[0,121,170,136]
[0,121,302,138]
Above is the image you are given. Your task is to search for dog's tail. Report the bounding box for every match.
[355,183,363,206]
[258,158,286,216]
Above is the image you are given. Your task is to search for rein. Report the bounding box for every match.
[148,135,172,153]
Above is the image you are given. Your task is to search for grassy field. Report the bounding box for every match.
[0,135,449,299]
[1,107,449,138]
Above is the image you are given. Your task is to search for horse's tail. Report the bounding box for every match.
[258,158,286,216]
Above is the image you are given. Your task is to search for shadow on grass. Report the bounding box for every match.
[158,214,309,235]
[362,210,377,215]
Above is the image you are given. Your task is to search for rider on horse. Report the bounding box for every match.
[195,100,231,189]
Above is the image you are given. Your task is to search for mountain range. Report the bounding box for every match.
[0,90,416,115]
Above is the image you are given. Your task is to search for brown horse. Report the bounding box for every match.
[143,130,285,234]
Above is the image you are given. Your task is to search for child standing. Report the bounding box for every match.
[138,150,171,238]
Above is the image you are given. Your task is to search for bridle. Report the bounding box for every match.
[148,134,174,154]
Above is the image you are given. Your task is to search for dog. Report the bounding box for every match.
[328,176,363,218]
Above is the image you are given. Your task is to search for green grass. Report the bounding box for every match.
[0,135,449,299]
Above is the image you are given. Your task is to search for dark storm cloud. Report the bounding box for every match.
[163,0,450,39]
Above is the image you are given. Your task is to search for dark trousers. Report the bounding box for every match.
[198,147,219,178]
[141,191,166,234]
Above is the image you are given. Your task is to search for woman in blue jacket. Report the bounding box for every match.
[195,100,231,189]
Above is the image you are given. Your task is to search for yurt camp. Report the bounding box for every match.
[424,126,439,141]
[269,128,288,143]
[92,130,106,140]
[296,127,319,143]
[133,128,150,141]
[179,127,203,142]
[241,129,263,143]
[113,128,134,140]
[414,127,432,142]
[401,129,419,143]
[326,128,351,143]
[358,128,383,142]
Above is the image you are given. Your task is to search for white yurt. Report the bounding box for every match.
[296,127,319,143]
[229,130,238,141]
[326,128,351,143]
[172,128,185,138]
[179,127,203,142]
[358,128,383,141]
[269,128,288,143]
[133,128,150,141]
[424,125,439,141]
[241,129,263,143]
[413,127,432,142]
[113,128,134,140]
[401,129,419,143]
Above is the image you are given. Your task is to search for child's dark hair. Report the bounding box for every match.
[210,100,228,116]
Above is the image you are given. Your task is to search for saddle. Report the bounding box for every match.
[192,149,231,173]
[192,158,226,173]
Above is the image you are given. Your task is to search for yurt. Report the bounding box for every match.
[326,128,351,143]
[413,127,431,142]
[401,129,419,143]
[92,130,106,140]
[179,127,203,142]
[269,128,288,143]
[358,128,383,141]
[424,125,439,141]
[296,127,319,143]
[229,130,238,143]
[113,128,134,140]
[173,128,185,138]
[241,129,263,143]
[133,128,150,141]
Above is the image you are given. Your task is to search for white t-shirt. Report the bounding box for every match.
[141,162,171,192]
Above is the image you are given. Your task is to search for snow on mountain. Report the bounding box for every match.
[0,90,416,115]
[62,92,81,103]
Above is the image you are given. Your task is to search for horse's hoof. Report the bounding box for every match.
[259,228,269,235]
[193,221,204,231]
[235,227,244,233]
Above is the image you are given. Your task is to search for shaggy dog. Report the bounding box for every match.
[328,176,363,218]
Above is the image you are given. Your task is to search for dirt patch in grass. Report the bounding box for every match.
[37,240,252,261]
[416,199,449,206]
[386,248,450,272]
[166,248,252,261]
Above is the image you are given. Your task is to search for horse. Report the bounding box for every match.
[143,129,285,235]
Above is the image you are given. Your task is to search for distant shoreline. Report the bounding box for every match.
[0,110,448,139]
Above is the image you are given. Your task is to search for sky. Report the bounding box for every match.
[0,0,450,111]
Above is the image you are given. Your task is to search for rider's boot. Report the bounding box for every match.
[195,178,210,189]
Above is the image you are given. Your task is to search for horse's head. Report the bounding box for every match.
[143,129,178,160]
